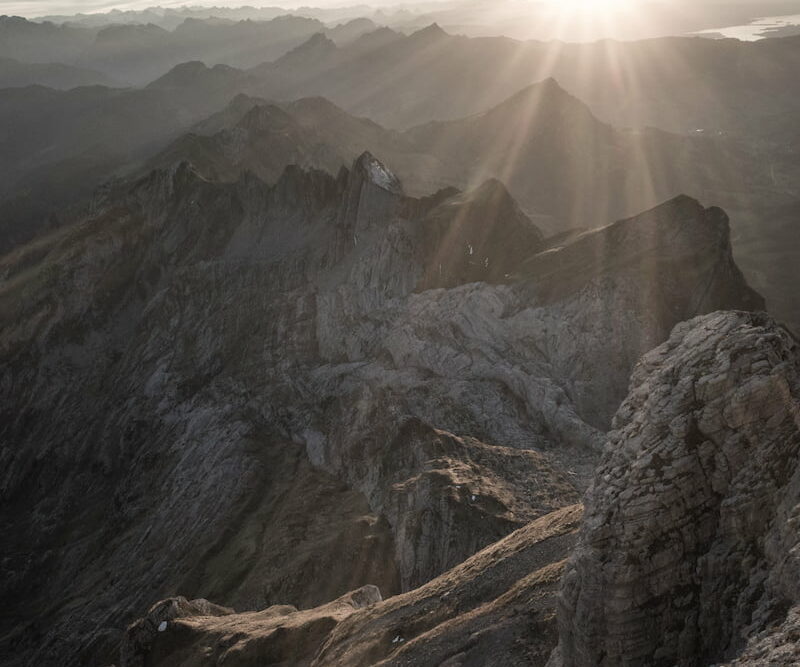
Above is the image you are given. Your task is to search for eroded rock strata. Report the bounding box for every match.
[0,153,762,665]
[120,311,800,667]
[553,311,800,666]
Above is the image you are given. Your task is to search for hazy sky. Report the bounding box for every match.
[5,0,800,42]
[1,0,390,17]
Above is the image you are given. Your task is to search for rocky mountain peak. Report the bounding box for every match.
[352,151,403,195]
[521,195,764,313]
[146,60,240,89]
[225,92,264,115]
[417,177,544,289]
[409,23,449,43]
[132,159,207,205]
[479,76,609,138]
[0,15,29,25]
[302,31,336,49]
[276,31,338,67]
[347,26,403,53]
[236,103,294,132]
[146,59,206,86]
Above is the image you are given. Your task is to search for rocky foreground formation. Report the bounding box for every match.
[122,506,583,667]
[119,313,800,667]
[553,311,800,666]
[0,153,761,665]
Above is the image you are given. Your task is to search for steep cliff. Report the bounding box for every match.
[553,311,800,666]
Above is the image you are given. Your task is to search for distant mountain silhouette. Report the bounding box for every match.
[242,25,800,136]
[0,56,116,89]
[0,15,379,85]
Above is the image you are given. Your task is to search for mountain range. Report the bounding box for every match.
[1,9,799,667]
[28,0,800,41]
[0,14,379,85]
[2,47,796,332]
[0,151,765,665]
[4,16,800,138]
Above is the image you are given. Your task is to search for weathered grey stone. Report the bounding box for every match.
[553,311,800,666]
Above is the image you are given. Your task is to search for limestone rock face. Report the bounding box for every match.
[363,418,577,589]
[554,311,800,666]
[718,606,800,666]
[0,153,762,665]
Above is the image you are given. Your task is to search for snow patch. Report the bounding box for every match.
[366,158,401,194]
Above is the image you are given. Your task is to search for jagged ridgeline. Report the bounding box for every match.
[0,147,768,666]
[2,77,797,333]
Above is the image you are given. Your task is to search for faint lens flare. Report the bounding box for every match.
[535,0,648,42]
[544,0,633,7]
[540,0,637,18]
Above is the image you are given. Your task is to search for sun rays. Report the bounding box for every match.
[543,0,633,9]
[536,0,640,42]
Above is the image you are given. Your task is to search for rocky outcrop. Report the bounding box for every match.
[148,103,355,186]
[416,178,544,289]
[354,418,578,589]
[0,153,762,665]
[719,605,800,666]
[313,505,583,667]
[121,587,382,667]
[120,505,583,667]
[553,311,800,666]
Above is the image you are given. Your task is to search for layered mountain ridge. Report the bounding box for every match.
[139,83,794,334]
[0,15,380,85]
[0,149,763,665]
[146,80,765,235]
[2,52,796,331]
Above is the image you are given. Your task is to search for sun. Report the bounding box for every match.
[537,0,639,41]
[538,0,636,18]
[543,0,632,10]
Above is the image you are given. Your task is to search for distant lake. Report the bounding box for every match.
[697,14,800,40]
